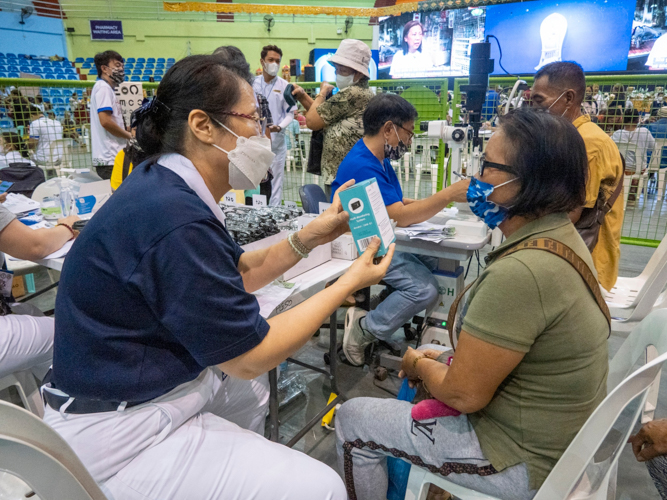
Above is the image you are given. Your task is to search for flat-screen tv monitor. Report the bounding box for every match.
[378,8,486,79]
[310,48,379,82]
[485,0,635,74]
[629,0,667,71]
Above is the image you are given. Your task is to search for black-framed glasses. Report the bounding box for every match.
[480,155,517,176]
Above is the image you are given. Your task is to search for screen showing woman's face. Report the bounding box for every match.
[405,26,423,52]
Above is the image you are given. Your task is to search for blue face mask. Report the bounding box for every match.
[466,176,517,229]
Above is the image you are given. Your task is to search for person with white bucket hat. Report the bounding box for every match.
[292,39,375,197]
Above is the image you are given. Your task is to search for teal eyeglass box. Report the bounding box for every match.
[338,178,396,257]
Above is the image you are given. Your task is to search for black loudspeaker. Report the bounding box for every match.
[290,59,301,77]
[304,66,315,82]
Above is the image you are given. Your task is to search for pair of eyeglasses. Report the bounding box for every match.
[221,110,261,123]
[479,154,517,176]
[395,123,415,142]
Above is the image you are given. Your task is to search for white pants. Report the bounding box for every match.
[0,315,53,380]
[270,145,287,207]
[44,368,346,500]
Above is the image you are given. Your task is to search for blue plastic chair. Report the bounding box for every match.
[50,89,61,96]
[8,73,19,78]
[52,97,65,104]
[75,57,84,63]
[143,69,153,76]
[19,66,30,72]
[131,76,141,82]
[82,62,91,69]
[135,63,144,69]
[76,89,83,96]
[154,76,162,82]
[0,65,5,72]
[0,53,5,58]
[157,58,165,63]
[132,69,142,75]
[145,63,154,69]
[85,57,93,63]
[45,75,56,80]
[6,54,17,59]
[142,75,151,82]
[154,69,163,76]
[299,184,328,214]
[89,69,98,76]
[167,58,175,63]
[155,63,165,70]
[0,73,5,78]
[147,57,155,63]
[68,75,78,80]
[7,66,19,73]
[125,63,134,70]
[137,57,146,63]
[0,118,13,129]
[42,97,51,104]
[126,57,136,63]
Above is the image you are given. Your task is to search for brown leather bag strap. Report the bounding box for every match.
[447,237,611,349]
[602,177,624,215]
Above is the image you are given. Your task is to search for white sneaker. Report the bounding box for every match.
[343,307,375,366]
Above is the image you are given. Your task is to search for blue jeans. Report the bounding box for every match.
[364,251,439,341]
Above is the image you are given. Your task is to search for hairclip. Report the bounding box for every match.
[130,97,171,128]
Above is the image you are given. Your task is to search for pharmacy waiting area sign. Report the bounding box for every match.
[90,20,124,41]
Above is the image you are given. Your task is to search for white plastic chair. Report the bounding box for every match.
[613,141,647,209]
[604,233,667,334]
[405,310,667,500]
[0,370,43,417]
[0,400,106,500]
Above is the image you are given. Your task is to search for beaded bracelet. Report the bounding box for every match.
[288,232,310,259]
[57,223,76,240]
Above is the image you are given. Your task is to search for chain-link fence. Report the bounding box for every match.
[3,72,666,246]
[452,74,667,247]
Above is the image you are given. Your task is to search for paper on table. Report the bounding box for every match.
[396,222,452,243]
[253,280,296,318]
[4,194,40,215]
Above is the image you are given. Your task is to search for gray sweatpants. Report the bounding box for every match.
[648,455,667,499]
[335,397,537,500]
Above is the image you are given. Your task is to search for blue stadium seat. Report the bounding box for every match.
[167,58,175,63]
[68,75,78,80]
[0,65,5,72]
[85,57,93,63]
[42,97,51,104]
[143,69,153,76]
[75,57,84,63]
[8,73,19,78]
[50,89,62,96]
[154,69,163,76]
[19,66,30,72]
[126,57,136,63]
[76,89,83,96]
[89,69,98,75]
[0,118,14,129]
[142,75,151,82]
[0,73,6,79]
[157,58,165,63]
[19,54,28,59]
[7,66,19,73]
[147,57,155,63]
[155,63,165,69]
[131,76,140,82]
[124,76,129,81]
[0,53,5,58]
[125,63,134,70]
[135,63,144,69]
[6,54,17,59]
[132,69,142,75]
[52,97,65,104]
[82,62,91,69]
[145,63,154,69]
[137,57,146,63]
[45,75,56,79]
[154,76,162,82]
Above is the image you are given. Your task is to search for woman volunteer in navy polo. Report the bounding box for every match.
[42,54,394,500]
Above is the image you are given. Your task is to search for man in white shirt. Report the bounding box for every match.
[27,106,63,165]
[252,45,296,206]
[90,50,132,180]
[612,109,656,174]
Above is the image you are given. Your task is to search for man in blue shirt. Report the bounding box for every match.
[647,106,667,169]
[332,94,468,365]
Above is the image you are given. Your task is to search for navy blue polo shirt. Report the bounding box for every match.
[52,161,269,403]
[331,138,403,205]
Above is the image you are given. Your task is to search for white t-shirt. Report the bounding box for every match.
[90,79,126,166]
[253,75,295,150]
[389,50,434,78]
[612,127,656,173]
[0,151,36,169]
[29,115,63,164]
